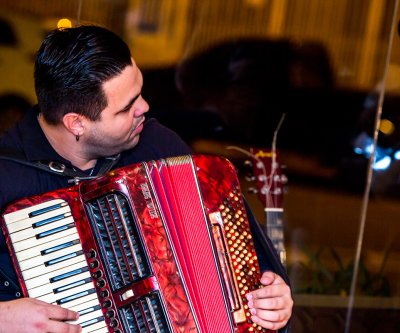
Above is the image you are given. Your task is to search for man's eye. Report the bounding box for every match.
[119,107,131,114]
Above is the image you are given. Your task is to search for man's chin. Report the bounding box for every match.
[124,135,140,151]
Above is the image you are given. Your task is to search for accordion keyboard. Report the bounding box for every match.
[3,199,107,333]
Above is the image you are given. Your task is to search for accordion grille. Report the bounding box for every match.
[120,292,170,333]
[86,192,151,290]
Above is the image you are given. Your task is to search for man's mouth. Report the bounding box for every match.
[131,117,145,134]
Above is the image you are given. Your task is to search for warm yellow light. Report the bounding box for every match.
[245,0,266,8]
[380,119,394,135]
[57,18,72,29]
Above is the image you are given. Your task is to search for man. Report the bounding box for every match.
[0,26,293,332]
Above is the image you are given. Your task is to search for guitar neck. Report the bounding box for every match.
[264,208,286,266]
[245,148,287,266]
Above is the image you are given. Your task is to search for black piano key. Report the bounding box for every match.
[35,222,75,239]
[29,202,66,217]
[78,304,101,316]
[80,316,105,328]
[53,277,93,294]
[41,239,80,255]
[50,266,89,283]
[44,250,84,267]
[32,213,68,228]
[56,288,96,305]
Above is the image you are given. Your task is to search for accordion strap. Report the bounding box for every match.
[0,147,120,184]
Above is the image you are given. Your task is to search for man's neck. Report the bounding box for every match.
[37,113,97,171]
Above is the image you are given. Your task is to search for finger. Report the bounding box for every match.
[46,319,82,333]
[259,271,276,285]
[256,308,290,323]
[251,283,289,300]
[250,311,289,331]
[251,295,286,310]
[47,304,79,321]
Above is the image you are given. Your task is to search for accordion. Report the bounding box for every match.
[1,154,274,333]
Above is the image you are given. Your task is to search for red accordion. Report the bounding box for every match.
[1,154,274,333]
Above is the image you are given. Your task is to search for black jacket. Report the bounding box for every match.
[0,106,289,332]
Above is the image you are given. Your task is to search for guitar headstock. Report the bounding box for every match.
[228,145,288,265]
[248,148,287,210]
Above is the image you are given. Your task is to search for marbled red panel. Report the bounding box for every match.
[96,164,197,332]
[193,154,276,333]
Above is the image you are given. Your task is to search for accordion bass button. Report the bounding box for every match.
[99,290,109,298]
[106,310,115,318]
[92,270,102,279]
[102,299,112,308]
[96,279,106,288]
[109,319,118,328]
[87,249,96,259]
[89,260,99,269]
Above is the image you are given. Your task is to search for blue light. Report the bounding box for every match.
[354,147,363,155]
[373,156,391,170]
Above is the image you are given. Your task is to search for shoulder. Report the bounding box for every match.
[0,160,35,211]
[0,159,69,213]
[122,118,192,163]
[141,118,189,144]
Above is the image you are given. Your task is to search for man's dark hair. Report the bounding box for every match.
[34,25,132,125]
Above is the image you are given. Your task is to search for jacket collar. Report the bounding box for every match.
[18,106,73,166]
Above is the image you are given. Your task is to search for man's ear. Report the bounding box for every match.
[62,113,85,137]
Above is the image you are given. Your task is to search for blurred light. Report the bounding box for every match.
[379,119,394,135]
[245,0,266,8]
[373,156,391,170]
[364,143,374,155]
[354,147,363,155]
[394,150,400,160]
[57,18,72,29]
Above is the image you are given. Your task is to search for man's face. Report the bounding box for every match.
[83,60,149,157]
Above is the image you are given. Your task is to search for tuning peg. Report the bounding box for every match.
[247,187,258,194]
[255,161,264,170]
[273,174,281,182]
[245,175,256,182]
[257,174,267,182]
[280,174,288,184]
[244,160,253,167]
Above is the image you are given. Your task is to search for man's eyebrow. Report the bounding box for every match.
[119,93,140,112]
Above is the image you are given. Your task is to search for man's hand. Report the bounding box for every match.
[246,271,293,331]
[0,298,82,333]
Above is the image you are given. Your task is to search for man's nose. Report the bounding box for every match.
[134,96,150,117]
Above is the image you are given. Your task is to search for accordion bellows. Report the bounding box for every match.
[2,154,275,333]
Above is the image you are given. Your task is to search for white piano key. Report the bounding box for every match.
[29,270,92,298]
[82,324,109,333]
[22,253,86,281]
[6,205,72,234]
[75,309,104,325]
[18,243,83,271]
[25,258,88,290]
[12,227,78,253]
[63,292,99,311]
[16,232,80,261]
[36,282,96,304]
[81,319,108,333]
[67,296,101,313]
[3,199,67,224]
[9,215,75,243]
[85,328,108,333]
